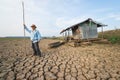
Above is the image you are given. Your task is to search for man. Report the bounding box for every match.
[24,24,42,57]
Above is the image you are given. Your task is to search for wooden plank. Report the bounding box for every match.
[49,41,65,48]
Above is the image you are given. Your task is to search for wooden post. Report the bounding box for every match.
[102,26,104,39]
[68,30,70,41]
[68,30,69,37]
[62,32,64,41]
[65,31,67,42]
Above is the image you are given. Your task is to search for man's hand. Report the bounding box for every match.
[23,24,26,27]
[23,24,26,29]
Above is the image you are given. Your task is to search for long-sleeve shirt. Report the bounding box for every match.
[24,25,42,43]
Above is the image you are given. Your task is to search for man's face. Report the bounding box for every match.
[31,26,36,30]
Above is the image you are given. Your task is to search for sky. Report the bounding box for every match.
[0,0,120,37]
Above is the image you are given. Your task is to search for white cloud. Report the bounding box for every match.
[96,13,120,22]
[96,17,109,21]
[109,13,120,21]
[93,8,113,13]
[55,15,93,29]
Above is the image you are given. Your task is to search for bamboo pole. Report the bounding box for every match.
[22,1,25,36]
[22,1,26,54]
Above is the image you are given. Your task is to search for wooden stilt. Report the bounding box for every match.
[102,26,104,39]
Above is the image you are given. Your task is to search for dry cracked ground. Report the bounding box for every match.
[0,39,120,80]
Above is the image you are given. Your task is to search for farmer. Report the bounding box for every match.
[24,24,42,57]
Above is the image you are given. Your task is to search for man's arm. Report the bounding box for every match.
[37,31,42,41]
[24,24,31,33]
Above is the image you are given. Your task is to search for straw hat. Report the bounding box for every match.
[31,24,36,28]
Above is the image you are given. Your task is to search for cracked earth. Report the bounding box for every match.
[0,39,120,80]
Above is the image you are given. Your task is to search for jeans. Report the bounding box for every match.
[32,42,41,56]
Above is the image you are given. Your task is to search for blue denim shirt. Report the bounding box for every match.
[24,26,42,43]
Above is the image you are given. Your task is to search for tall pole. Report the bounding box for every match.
[22,1,25,36]
[22,1,26,54]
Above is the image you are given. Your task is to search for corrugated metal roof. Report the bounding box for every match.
[60,18,107,34]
